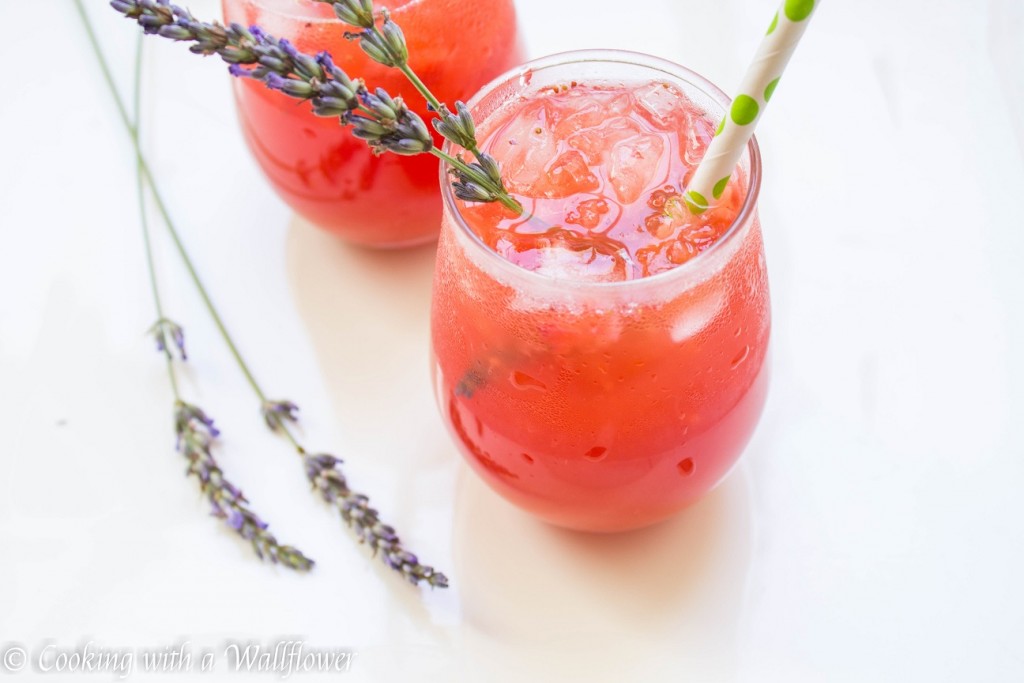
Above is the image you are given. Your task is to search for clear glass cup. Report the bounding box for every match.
[221,0,524,248]
[431,50,770,532]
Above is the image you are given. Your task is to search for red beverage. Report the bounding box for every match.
[431,51,770,531]
[222,0,523,248]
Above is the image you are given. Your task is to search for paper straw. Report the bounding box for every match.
[684,0,821,214]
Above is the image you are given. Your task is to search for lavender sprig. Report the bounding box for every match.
[304,452,448,587]
[261,403,449,588]
[110,0,522,213]
[176,401,314,570]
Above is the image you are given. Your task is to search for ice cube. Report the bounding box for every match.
[566,197,615,231]
[568,116,640,165]
[634,81,690,131]
[553,91,631,138]
[543,150,599,198]
[680,114,716,166]
[607,133,665,204]
[487,101,558,197]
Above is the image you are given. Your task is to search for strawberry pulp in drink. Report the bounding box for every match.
[432,53,770,531]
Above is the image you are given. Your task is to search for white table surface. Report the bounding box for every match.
[2,1,1023,681]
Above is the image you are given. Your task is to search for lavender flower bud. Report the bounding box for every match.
[477,152,501,185]
[311,79,358,115]
[453,180,497,203]
[332,0,375,29]
[312,97,352,117]
[349,116,391,140]
[455,161,491,188]
[138,14,167,33]
[386,138,431,155]
[149,318,187,361]
[261,399,299,430]
[352,28,398,68]
[269,74,317,99]
[254,56,284,74]
[379,13,408,66]
[227,509,245,530]
[295,55,324,80]
[110,1,135,14]
[360,88,400,122]
[157,23,191,40]
[433,102,477,150]
[277,37,299,60]
[455,101,476,139]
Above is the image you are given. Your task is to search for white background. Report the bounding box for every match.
[2,0,1023,681]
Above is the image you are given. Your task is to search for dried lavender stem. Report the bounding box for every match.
[97,0,450,588]
[77,3,313,570]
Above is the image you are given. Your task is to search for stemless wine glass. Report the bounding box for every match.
[431,50,770,532]
[221,0,524,248]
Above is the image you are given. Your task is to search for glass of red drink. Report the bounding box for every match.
[221,0,524,248]
[431,50,770,532]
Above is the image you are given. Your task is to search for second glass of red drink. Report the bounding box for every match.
[222,0,524,248]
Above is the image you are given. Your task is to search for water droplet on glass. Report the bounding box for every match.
[583,446,608,462]
[510,370,547,391]
[730,345,750,369]
[677,458,695,476]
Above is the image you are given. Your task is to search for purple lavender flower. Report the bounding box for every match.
[261,399,299,431]
[175,401,313,571]
[303,452,448,588]
[149,317,187,360]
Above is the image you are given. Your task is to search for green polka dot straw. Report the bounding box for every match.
[684,0,821,214]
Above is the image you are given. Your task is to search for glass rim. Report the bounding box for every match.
[439,48,763,291]
[235,0,422,22]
